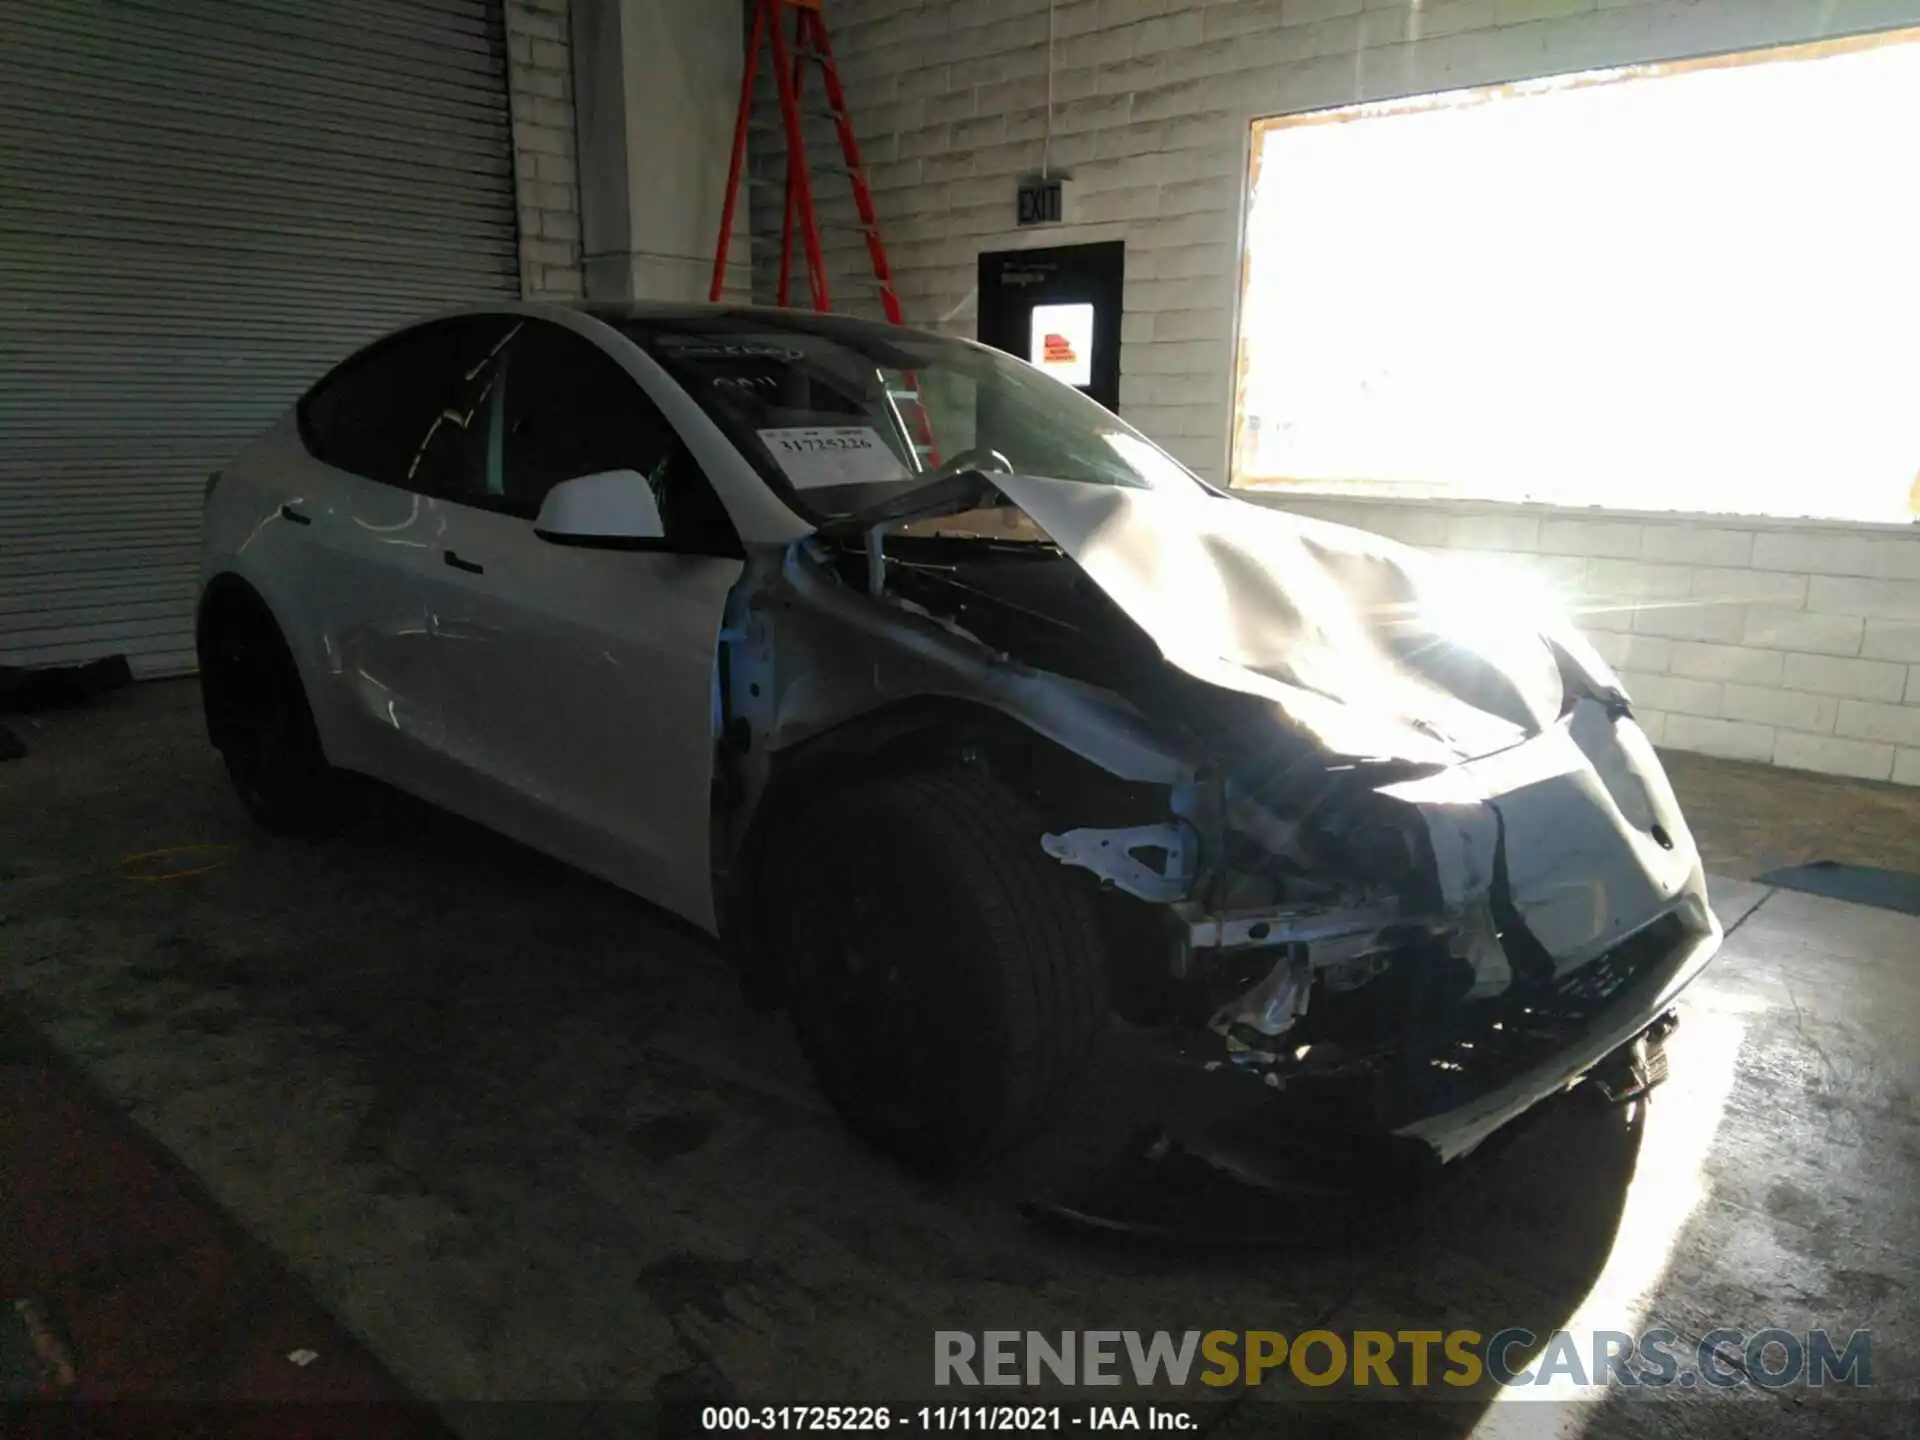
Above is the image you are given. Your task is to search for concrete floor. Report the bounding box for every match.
[2,679,1916,1436]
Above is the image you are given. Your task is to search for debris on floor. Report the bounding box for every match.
[1019,1127,1431,1247]
[0,656,134,712]
[0,656,135,763]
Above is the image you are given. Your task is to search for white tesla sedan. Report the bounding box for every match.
[199,302,1720,1175]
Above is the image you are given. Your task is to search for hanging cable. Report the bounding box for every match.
[1042,0,1056,177]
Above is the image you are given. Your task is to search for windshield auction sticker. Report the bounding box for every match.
[757,426,911,490]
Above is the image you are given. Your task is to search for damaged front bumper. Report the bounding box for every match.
[1394,888,1716,1162]
[1052,701,1724,1168]
[1381,699,1722,1161]
[1151,886,1718,1172]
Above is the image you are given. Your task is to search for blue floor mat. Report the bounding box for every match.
[1755,860,1920,916]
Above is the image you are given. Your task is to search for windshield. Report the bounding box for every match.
[619,314,1206,523]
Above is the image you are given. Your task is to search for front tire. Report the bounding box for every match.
[199,599,336,835]
[766,769,1108,1174]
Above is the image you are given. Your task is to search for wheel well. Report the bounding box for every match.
[743,696,1154,856]
[196,574,284,751]
[197,573,276,648]
[722,696,1176,1009]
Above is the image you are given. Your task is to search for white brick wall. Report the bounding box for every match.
[1266,495,1920,786]
[507,0,583,299]
[793,0,1920,786]
[810,0,1920,389]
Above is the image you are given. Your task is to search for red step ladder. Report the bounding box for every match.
[710,0,940,465]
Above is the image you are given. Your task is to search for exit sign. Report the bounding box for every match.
[1016,175,1066,226]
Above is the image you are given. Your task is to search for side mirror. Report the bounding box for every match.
[533,469,666,548]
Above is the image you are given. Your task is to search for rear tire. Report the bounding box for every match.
[766,769,1108,1174]
[199,599,337,836]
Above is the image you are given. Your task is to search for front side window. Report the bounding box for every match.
[479,321,741,554]
[494,322,668,514]
[621,316,1205,524]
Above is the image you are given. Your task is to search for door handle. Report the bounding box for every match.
[444,550,484,574]
[279,503,311,526]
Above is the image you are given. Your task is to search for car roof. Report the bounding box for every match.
[536,299,965,351]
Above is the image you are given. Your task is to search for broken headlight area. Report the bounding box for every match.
[1185,909,1696,1135]
[1036,759,1452,1025]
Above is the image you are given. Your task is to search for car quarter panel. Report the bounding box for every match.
[202,413,443,777]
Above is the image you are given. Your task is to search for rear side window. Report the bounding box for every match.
[298,316,510,493]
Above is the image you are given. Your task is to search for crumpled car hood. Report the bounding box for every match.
[987,474,1566,766]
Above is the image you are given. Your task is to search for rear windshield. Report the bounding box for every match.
[617,316,1204,522]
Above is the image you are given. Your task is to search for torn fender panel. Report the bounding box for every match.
[761,545,1197,785]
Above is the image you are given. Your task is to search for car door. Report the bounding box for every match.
[287,315,509,782]
[423,318,747,932]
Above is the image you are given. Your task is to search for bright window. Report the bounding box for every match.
[1232,29,1920,523]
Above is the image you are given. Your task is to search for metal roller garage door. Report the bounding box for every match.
[0,0,521,677]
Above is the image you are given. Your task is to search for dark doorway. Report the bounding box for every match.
[977,242,1125,414]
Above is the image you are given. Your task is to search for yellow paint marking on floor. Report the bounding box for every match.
[115,844,238,882]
